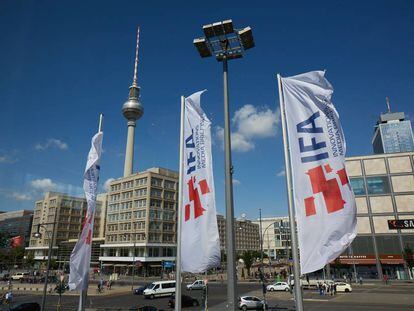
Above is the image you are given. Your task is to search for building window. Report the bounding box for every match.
[366,176,390,195]
[135,178,147,186]
[150,199,162,208]
[164,180,175,190]
[151,178,163,187]
[150,188,162,198]
[135,188,147,197]
[350,178,366,196]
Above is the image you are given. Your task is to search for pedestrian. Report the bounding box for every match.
[333,283,337,295]
[98,282,101,293]
[5,291,13,304]
[359,276,363,285]
[383,274,388,285]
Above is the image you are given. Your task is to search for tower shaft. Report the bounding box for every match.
[124,121,136,177]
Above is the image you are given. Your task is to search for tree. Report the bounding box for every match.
[238,251,256,276]
[25,251,35,268]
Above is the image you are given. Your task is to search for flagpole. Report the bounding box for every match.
[77,113,104,311]
[175,96,185,311]
[277,74,304,311]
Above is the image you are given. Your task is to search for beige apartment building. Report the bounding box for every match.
[343,151,414,279]
[253,217,291,261]
[217,215,260,253]
[99,167,178,276]
[25,192,105,264]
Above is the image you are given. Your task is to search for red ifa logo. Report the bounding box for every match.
[82,213,93,245]
[304,164,349,217]
[185,176,210,222]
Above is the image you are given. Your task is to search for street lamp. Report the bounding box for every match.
[193,19,254,310]
[33,217,57,311]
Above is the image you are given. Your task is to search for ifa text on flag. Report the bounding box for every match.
[180,90,220,273]
[280,71,357,274]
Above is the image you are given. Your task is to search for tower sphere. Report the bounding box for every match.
[122,98,144,121]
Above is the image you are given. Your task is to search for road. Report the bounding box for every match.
[3,282,414,310]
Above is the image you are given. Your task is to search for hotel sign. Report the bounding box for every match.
[388,219,414,230]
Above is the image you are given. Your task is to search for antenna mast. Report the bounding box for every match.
[133,27,140,86]
[386,96,391,113]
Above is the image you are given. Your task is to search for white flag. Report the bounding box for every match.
[69,131,103,290]
[280,71,357,275]
[180,90,220,273]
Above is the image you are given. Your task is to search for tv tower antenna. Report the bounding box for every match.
[386,96,391,113]
[122,26,144,177]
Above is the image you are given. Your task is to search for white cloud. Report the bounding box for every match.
[233,179,241,185]
[215,105,279,153]
[0,155,18,164]
[35,138,68,151]
[103,178,115,192]
[30,178,57,192]
[29,178,83,197]
[10,192,32,201]
[233,105,279,139]
[276,169,286,177]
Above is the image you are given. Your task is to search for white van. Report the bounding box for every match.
[143,280,176,299]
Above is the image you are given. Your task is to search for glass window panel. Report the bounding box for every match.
[366,176,390,195]
[350,178,366,196]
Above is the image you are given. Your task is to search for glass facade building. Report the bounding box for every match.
[372,112,414,154]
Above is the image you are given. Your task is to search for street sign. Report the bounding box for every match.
[388,219,414,230]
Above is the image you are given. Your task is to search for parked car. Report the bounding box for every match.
[186,280,206,291]
[129,307,161,311]
[238,296,267,310]
[134,283,152,295]
[168,294,199,308]
[11,272,29,281]
[335,282,352,292]
[266,282,290,292]
[143,281,176,299]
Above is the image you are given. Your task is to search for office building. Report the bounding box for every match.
[99,167,178,276]
[0,210,33,246]
[344,151,414,279]
[217,215,260,253]
[253,217,291,260]
[372,109,414,154]
[25,192,104,262]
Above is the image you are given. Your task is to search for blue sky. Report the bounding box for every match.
[1,0,413,219]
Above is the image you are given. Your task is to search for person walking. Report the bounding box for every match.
[359,276,363,285]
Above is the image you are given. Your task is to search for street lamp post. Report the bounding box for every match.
[33,213,57,311]
[194,19,254,310]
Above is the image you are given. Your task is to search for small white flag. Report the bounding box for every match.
[68,131,103,290]
[180,90,220,273]
[280,71,357,274]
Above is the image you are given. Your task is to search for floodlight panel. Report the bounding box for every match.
[193,38,212,58]
[238,26,255,50]
[203,24,215,38]
[222,19,234,34]
[212,22,225,36]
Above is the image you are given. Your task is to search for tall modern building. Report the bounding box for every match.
[122,27,144,177]
[372,103,414,154]
[99,167,178,276]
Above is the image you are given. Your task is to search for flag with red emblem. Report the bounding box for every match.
[180,90,220,273]
[280,71,357,274]
[69,130,103,290]
[10,236,24,248]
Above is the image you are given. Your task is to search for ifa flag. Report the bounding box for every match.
[68,131,103,290]
[10,236,24,248]
[180,90,220,273]
[280,71,357,274]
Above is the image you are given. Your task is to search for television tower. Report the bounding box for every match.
[122,27,144,177]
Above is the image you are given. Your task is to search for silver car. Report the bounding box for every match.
[238,296,266,310]
[186,280,206,291]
